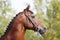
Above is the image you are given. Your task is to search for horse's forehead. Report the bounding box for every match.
[27,11,33,15]
[28,12,32,15]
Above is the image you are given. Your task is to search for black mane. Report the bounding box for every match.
[0,10,33,39]
[0,12,22,39]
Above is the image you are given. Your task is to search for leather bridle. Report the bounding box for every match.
[24,12,38,30]
[24,12,46,38]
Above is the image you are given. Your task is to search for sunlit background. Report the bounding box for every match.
[11,0,36,14]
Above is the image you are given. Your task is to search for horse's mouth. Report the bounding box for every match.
[36,30,46,38]
[39,29,46,35]
[37,26,47,34]
[36,26,47,38]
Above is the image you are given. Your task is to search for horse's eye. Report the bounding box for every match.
[31,16,35,18]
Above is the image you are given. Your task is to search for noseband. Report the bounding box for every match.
[24,12,45,38]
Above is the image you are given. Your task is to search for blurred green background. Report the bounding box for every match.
[0,0,60,40]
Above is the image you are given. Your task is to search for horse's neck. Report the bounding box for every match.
[10,22,26,40]
[1,21,26,40]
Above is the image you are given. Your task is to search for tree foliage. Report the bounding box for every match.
[33,0,60,40]
[0,0,15,37]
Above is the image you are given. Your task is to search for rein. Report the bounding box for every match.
[24,12,38,30]
[24,12,44,38]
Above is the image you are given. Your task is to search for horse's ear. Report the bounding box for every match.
[24,5,30,12]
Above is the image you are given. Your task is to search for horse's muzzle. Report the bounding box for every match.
[37,26,47,35]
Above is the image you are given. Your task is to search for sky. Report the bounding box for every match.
[11,0,37,14]
[11,0,48,15]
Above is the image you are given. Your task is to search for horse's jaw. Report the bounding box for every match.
[35,32,44,39]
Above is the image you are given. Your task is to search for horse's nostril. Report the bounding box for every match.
[44,27,47,30]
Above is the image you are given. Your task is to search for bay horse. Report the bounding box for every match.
[0,5,47,40]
